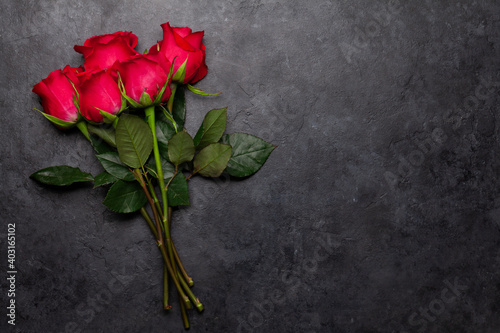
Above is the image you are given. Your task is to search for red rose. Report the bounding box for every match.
[111,54,172,106]
[149,22,207,84]
[78,70,124,123]
[32,66,81,125]
[74,31,139,71]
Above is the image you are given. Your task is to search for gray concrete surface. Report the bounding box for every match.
[1,0,499,332]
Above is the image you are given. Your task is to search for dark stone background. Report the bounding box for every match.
[1,1,499,332]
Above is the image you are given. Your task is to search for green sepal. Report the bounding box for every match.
[72,94,80,113]
[166,56,176,82]
[186,84,221,96]
[153,58,176,105]
[35,108,76,129]
[117,72,142,108]
[66,76,81,113]
[172,58,188,83]
[160,105,178,133]
[66,75,80,102]
[103,180,147,213]
[153,78,171,105]
[30,165,93,186]
[99,110,118,124]
[140,89,153,106]
[120,95,128,112]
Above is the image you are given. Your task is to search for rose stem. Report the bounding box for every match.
[159,244,191,309]
[140,207,158,239]
[140,207,171,309]
[177,271,204,312]
[135,171,171,309]
[134,169,190,309]
[144,106,178,277]
[141,207,190,308]
[163,266,171,310]
[179,294,190,330]
[139,179,195,311]
[134,169,163,246]
[142,175,169,307]
[144,106,168,220]
[145,177,164,228]
[144,106,181,314]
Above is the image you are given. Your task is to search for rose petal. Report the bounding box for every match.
[82,38,139,70]
[184,31,204,50]
[173,27,192,38]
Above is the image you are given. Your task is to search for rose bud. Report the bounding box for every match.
[78,70,126,123]
[111,54,172,107]
[149,22,207,84]
[32,66,81,128]
[74,31,139,71]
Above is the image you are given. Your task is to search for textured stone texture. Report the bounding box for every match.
[1,1,500,332]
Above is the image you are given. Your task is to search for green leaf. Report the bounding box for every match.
[90,134,115,154]
[168,131,195,166]
[193,108,227,149]
[186,84,221,96]
[93,171,118,188]
[116,114,153,168]
[103,180,147,213]
[220,133,275,177]
[193,143,232,177]
[96,152,135,181]
[172,86,186,129]
[88,124,116,147]
[167,173,189,206]
[146,155,175,179]
[30,166,93,186]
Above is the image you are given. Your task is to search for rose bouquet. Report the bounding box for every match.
[30,22,274,329]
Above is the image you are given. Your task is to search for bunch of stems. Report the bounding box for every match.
[131,88,202,329]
